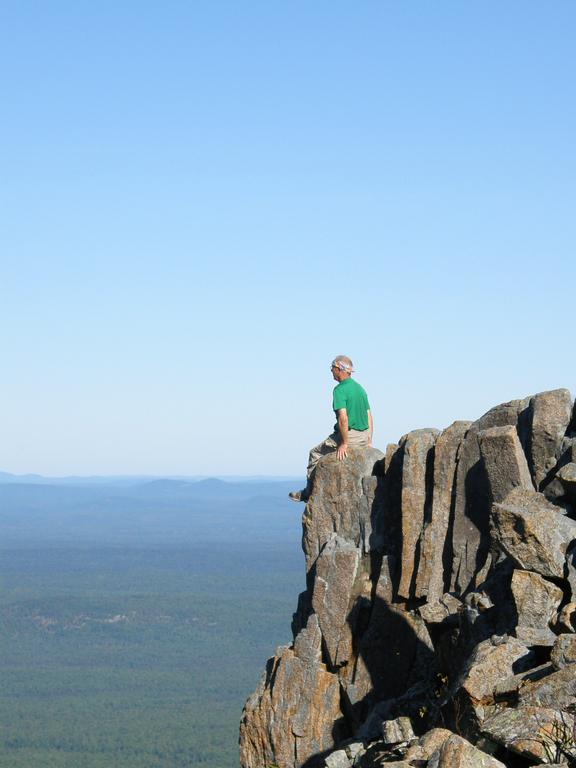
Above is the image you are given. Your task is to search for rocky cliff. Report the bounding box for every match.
[240,389,576,768]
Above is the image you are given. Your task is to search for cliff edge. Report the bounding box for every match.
[241,389,576,768]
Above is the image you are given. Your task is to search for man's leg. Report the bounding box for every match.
[306,432,339,479]
[290,433,339,502]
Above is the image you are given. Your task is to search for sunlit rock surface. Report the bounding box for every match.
[240,389,576,768]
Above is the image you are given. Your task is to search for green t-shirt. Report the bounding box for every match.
[332,378,371,431]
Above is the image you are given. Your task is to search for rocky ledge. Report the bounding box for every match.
[240,389,576,768]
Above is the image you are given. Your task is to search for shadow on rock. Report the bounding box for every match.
[299,592,437,768]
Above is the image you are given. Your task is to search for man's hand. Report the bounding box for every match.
[337,442,348,460]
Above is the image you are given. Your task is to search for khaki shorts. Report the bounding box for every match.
[306,429,370,479]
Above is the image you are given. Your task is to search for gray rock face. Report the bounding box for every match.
[239,644,342,768]
[459,636,532,705]
[293,613,322,664]
[324,750,351,768]
[410,728,454,760]
[491,488,576,579]
[345,742,364,761]
[302,447,385,573]
[416,421,471,601]
[482,706,576,762]
[518,663,576,709]
[397,428,439,600]
[511,569,563,646]
[556,601,576,633]
[241,388,576,768]
[347,597,434,725]
[428,733,506,767]
[563,543,576,604]
[551,633,576,669]
[478,425,534,502]
[380,716,415,745]
[560,436,576,464]
[529,389,573,489]
[557,462,576,500]
[312,535,360,667]
[493,663,552,700]
[533,764,571,768]
[451,396,531,595]
[454,635,533,738]
[418,592,461,624]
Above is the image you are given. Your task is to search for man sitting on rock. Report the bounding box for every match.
[289,355,373,502]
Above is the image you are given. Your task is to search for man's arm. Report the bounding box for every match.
[368,409,373,447]
[336,409,349,460]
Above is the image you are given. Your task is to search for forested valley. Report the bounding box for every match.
[0,478,303,767]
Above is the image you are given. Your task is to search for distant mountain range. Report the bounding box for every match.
[0,471,299,486]
[0,473,305,548]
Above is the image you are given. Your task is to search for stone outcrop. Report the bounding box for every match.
[491,488,576,579]
[450,396,531,596]
[240,389,576,768]
[416,421,471,602]
[482,706,576,762]
[240,635,344,768]
[551,633,576,669]
[529,389,573,489]
[397,428,439,600]
[427,733,507,767]
[511,569,563,646]
[311,535,360,667]
[457,636,532,719]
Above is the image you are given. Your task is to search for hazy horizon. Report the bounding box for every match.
[0,470,302,481]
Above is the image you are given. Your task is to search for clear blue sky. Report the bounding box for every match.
[2,1,575,476]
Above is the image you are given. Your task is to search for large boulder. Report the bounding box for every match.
[557,462,576,501]
[293,613,323,664]
[404,728,454,762]
[491,488,576,579]
[551,634,576,670]
[324,751,351,768]
[529,389,573,489]
[311,534,361,667]
[380,716,415,745]
[493,663,553,701]
[482,706,576,762]
[302,448,384,573]
[478,425,533,502]
[428,733,506,767]
[556,601,576,632]
[459,636,532,705]
[455,636,533,735]
[563,544,576,602]
[511,569,564,646]
[239,643,343,768]
[518,663,576,709]
[418,592,462,625]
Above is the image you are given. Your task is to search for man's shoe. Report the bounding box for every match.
[289,489,309,503]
